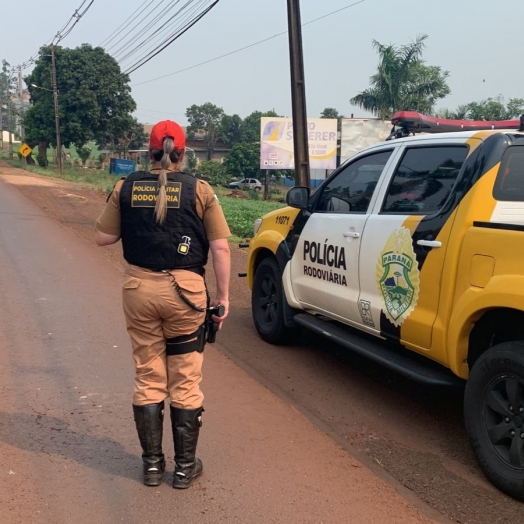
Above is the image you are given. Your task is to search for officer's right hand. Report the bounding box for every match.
[210,298,229,330]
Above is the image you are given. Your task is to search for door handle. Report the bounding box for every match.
[417,240,442,248]
[343,231,360,238]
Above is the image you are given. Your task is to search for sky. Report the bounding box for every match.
[2,0,524,127]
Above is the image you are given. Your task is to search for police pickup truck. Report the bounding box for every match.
[245,111,524,501]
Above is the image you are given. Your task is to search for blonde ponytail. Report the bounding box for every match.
[154,137,174,224]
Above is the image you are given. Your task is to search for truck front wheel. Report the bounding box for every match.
[252,257,299,345]
[464,341,524,501]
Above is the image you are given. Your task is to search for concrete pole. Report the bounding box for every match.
[18,65,25,142]
[286,0,310,188]
[7,79,13,159]
[50,44,62,176]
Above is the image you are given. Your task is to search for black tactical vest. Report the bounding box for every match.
[119,171,209,272]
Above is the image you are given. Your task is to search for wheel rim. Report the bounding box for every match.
[483,374,524,469]
[256,272,278,329]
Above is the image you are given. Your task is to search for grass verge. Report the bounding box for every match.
[0,154,119,192]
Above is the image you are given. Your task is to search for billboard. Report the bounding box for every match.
[340,118,392,163]
[260,117,337,170]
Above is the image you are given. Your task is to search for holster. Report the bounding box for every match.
[166,326,205,356]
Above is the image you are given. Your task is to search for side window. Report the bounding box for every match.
[315,150,393,214]
[382,146,468,214]
[494,145,524,201]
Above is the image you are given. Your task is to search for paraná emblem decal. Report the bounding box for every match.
[376,227,420,326]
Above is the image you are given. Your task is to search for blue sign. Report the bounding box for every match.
[109,158,136,175]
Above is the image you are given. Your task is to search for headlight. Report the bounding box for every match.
[253,218,263,235]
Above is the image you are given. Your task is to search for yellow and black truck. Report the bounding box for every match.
[246,113,524,500]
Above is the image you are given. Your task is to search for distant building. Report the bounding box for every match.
[142,123,230,166]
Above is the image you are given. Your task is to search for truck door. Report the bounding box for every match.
[357,141,470,348]
[289,148,397,325]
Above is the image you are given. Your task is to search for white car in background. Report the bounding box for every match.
[228,178,263,191]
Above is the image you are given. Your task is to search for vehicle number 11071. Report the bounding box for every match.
[275,216,290,226]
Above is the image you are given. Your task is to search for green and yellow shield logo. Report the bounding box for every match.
[376,227,420,327]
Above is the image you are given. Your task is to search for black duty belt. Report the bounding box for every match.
[149,267,205,277]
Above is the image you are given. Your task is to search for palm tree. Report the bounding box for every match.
[350,35,450,120]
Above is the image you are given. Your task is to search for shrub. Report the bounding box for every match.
[187,154,198,173]
[76,144,92,166]
[246,189,261,200]
[197,160,229,186]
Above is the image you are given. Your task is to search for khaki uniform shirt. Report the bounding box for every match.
[96,164,231,240]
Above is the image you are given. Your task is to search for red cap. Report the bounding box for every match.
[149,120,186,151]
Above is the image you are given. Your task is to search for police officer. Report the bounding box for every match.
[95,120,231,489]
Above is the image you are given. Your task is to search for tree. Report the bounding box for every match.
[185,103,224,160]
[223,142,262,180]
[439,96,524,121]
[218,114,244,147]
[24,44,136,165]
[320,107,344,131]
[242,110,280,143]
[0,60,16,143]
[320,107,341,119]
[437,104,469,120]
[76,144,92,166]
[97,115,148,157]
[350,35,450,119]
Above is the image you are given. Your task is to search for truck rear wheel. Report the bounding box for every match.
[252,257,299,345]
[464,341,524,501]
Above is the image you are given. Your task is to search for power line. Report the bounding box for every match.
[105,0,171,56]
[124,0,220,75]
[131,0,367,87]
[98,0,153,48]
[20,0,96,70]
[117,0,207,66]
[120,0,210,67]
[97,0,221,75]
[103,0,217,75]
[56,1,96,43]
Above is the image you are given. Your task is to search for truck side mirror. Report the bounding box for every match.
[286,187,310,209]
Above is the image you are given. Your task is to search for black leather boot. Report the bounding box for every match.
[133,402,166,486]
[170,406,204,489]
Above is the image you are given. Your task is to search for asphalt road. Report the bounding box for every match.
[0,171,441,524]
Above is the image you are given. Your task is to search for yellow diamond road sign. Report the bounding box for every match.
[18,143,32,158]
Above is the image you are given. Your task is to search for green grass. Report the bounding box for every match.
[219,197,285,240]
[0,151,286,240]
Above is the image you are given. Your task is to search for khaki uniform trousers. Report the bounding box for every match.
[122,264,207,409]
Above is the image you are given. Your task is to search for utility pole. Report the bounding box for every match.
[2,60,13,158]
[287,0,310,188]
[18,65,25,142]
[7,93,13,159]
[50,44,62,176]
[0,74,3,150]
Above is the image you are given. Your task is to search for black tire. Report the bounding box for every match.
[252,257,299,345]
[464,341,524,501]
[254,186,261,192]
